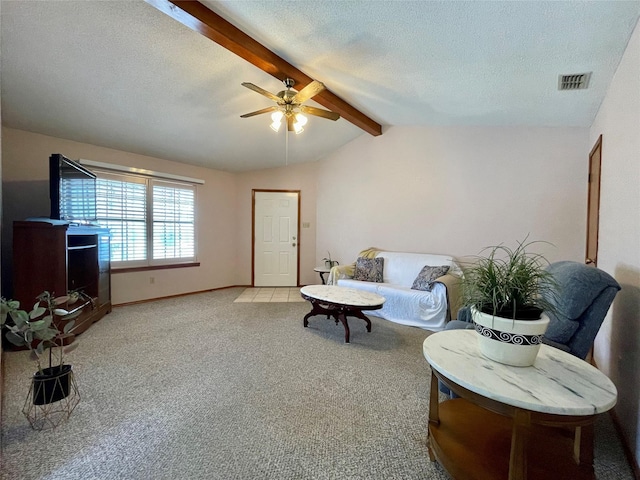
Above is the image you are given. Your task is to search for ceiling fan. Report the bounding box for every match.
[240,78,340,134]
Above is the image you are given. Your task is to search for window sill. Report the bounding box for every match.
[111,262,200,274]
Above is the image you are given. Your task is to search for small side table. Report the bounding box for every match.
[423,329,617,480]
[313,266,331,284]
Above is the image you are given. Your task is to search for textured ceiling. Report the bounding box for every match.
[2,1,639,172]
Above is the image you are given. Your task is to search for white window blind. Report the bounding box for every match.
[96,172,147,264]
[152,181,195,261]
[60,176,97,222]
[94,171,197,267]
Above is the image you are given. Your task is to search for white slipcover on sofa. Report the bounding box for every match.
[331,250,462,331]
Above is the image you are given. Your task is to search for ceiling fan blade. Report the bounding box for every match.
[287,115,294,132]
[241,82,281,102]
[291,80,326,104]
[240,106,278,118]
[300,105,340,121]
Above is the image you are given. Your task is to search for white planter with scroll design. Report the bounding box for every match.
[472,307,550,367]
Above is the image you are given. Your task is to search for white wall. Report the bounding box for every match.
[0,124,600,306]
[590,18,640,468]
[316,126,589,267]
[1,127,238,304]
[235,161,319,286]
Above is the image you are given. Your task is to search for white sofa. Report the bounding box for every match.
[333,251,462,331]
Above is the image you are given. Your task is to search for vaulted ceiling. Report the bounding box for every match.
[2,1,639,172]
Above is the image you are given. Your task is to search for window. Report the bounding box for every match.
[95,171,196,268]
[152,181,195,260]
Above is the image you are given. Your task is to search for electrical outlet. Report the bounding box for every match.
[302,222,311,228]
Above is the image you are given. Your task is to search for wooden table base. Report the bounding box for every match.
[302,298,372,343]
[428,371,596,480]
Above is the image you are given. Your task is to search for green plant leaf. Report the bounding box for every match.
[460,238,557,319]
[27,319,48,331]
[64,342,79,354]
[36,291,51,302]
[34,327,57,341]
[53,295,70,305]
[5,331,26,346]
[63,320,76,333]
[29,306,46,319]
[10,310,29,327]
[0,300,12,326]
[53,308,69,316]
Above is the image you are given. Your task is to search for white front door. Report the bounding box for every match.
[253,191,299,286]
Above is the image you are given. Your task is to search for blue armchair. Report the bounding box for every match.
[539,261,620,359]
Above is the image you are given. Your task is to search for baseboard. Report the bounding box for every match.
[113,285,250,307]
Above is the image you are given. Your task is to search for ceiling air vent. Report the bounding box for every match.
[558,72,591,90]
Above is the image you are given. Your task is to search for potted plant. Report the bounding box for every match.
[460,238,557,367]
[0,291,82,427]
[323,251,339,269]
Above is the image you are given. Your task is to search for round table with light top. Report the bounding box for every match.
[423,329,618,480]
[313,266,331,284]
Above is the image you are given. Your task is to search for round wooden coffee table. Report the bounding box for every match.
[300,285,385,343]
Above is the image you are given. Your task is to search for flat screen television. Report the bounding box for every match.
[49,153,97,224]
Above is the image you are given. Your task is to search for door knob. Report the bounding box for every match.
[292,243,297,247]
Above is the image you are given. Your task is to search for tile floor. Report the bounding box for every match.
[234,287,307,303]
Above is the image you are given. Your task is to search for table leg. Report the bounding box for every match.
[303,301,330,327]
[319,271,327,284]
[336,312,351,343]
[427,369,440,461]
[574,424,594,466]
[302,298,378,344]
[349,309,372,332]
[509,409,530,480]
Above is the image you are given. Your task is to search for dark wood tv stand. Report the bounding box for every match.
[12,221,111,337]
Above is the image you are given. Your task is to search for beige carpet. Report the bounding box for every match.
[1,287,634,480]
[234,287,307,303]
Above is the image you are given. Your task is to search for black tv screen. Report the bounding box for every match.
[49,154,97,224]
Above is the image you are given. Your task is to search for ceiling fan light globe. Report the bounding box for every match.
[293,123,304,135]
[295,113,308,126]
[270,121,282,132]
[271,111,284,122]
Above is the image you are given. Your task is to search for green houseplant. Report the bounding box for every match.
[460,238,558,366]
[322,251,339,269]
[461,239,557,319]
[1,291,82,428]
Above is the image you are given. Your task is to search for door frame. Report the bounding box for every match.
[585,135,602,266]
[251,189,301,287]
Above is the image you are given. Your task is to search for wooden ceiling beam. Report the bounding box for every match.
[146,0,382,136]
